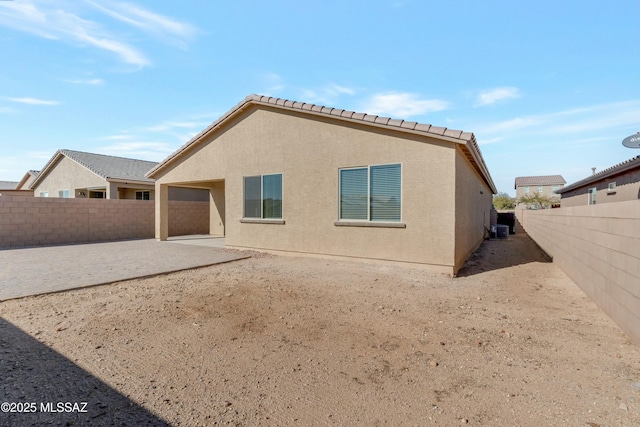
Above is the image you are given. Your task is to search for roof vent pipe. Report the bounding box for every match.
[591,167,596,175]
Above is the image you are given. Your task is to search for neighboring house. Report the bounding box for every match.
[514,175,565,209]
[0,180,35,197]
[31,149,157,199]
[30,149,210,201]
[147,94,497,275]
[556,155,640,207]
[0,181,18,190]
[16,170,40,190]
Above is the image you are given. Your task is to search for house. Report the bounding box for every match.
[556,155,640,207]
[0,181,18,190]
[31,149,157,199]
[147,94,497,275]
[0,177,35,196]
[514,175,565,209]
[16,170,40,190]
[30,149,210,201]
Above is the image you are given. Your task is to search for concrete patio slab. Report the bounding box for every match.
[0,239,248,301]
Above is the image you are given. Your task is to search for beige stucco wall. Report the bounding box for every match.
[33,156,106,198]
[516,201,640,345]
[154,106,473,273]
[560,168,640,207]
[454,148,493,272]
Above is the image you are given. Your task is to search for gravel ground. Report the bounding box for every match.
[1,230,639,426]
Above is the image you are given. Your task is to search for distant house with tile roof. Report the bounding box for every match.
[0,175,36,196]
[147,94,497,275]
[31,149,157,199]
[16,170,40,190]
[514,175,565,209]
[556,156,640,207]
[0,181,18,190]
[30,149,210,201]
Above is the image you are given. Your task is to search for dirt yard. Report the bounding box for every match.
[1,230,639,426]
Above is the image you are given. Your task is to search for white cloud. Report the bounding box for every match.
[476,87,520,106]
[145,120,207,132]
[5,97,61,106]
[262,73,285,94]
[476,100,640,139]
[85,0,198,48]
[361,92,450,117]
[94,113,216,161]
[100,134,133,140]
[299,83,357,105]
[96,141,176,161]
[64,78,104,85]
[0,0,149,67]
[0,0,199,68]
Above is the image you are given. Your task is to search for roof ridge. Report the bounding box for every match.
[146,94,496,193]
[60,149,157,164]
[244,94,472,140]
[558,155,640,193]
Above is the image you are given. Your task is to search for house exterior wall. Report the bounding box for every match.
[560,168,640,207]
[454,148,493,272]
[0,195,208,248]
[515,201,640,345]
[154,106,462,273]
[33,156,105,198]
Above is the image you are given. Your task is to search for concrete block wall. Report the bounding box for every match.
[0,195,209,248]
[516,201,640,345]
[168,201,210,236]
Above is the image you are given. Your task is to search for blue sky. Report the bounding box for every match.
[1,0,638,195]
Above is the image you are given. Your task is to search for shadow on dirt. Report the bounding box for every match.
[456,218,552,277]
[0,317,169,426]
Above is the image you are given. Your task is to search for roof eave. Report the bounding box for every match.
[147,95,495,188]
[107,178,155,185]
[558,158,640,193]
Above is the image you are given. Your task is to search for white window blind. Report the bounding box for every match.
[243,176,262,218]
[243,174,283,219]
[370,164,401,221]
[340,168,368,220]
[340,164,401,222]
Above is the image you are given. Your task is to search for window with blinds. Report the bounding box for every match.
[243,173,283,219]
[339,163,401,222]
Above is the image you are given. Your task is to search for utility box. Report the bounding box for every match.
[494,224,509,239]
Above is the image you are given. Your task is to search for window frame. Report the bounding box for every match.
[58,189,70,198]
[607,182,617,193]
[588,187,597,205]
[136,190,150,200]
[241,173,284,223]
[336,163,404,227]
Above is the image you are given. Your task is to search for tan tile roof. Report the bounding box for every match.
[147,94,496,193]
[514,175,566,188]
